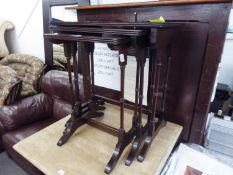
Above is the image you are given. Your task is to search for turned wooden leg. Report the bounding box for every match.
[137,120,166,162]
[105,128,136,174]
[58,42,86,146]
[90,44,105,111]
[132,61,140,127]
[80,43,104,119]
[105,51,131,174]
[159,45,172,121]
[147,49,156,122]
[126,48,147,166]
[137,48,172,156]
[137,49,163,162]
[57,115,87,146]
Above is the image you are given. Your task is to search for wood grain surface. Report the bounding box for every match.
[66,0,232,10]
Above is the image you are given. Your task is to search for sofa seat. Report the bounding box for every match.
[3,118,55,175]
[2,118,56,148]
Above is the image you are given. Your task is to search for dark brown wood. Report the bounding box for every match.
[57,42,85,146]
[67,0,232,10]
[50,26,149,36]
[44,33,130,45]
[87,119,119,137]
[4,80,22,105]
[42,0,232,148]
[75,2,232,144]
[125,44,147,166]
[79,42,105,118]
[45,21,180,173]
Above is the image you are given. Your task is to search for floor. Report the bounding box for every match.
[13,103,182,175]
[0,152,28,175]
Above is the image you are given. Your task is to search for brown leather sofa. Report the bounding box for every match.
[0,70,84,175]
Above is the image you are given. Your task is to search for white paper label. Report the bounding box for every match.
[94,43,120,91]
[57,169,65,175]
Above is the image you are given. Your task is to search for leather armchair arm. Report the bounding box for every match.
[0,93,53,133]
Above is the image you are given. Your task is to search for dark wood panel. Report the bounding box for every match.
[43,0,232,143]
[189,4,231,143]
[76,2,231,143]
[165,23,209,140]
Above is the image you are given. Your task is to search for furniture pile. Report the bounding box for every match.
[45,21,182,174]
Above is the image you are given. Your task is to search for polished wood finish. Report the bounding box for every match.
[45,20,180,173]
[75,1,232,144]
[68,0,232,10]
[44,33,130,45]
[50,26,149,36]
[42,0,232,144]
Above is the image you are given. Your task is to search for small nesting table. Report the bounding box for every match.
[44,21,181,174]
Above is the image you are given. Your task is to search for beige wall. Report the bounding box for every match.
[218,10,233,88]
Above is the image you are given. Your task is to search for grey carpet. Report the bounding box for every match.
[0,152,28,175]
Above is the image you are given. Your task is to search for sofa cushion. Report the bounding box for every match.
[2,118,56,147]
[53,99,72,120]
[0,54,44,97]
[41,70,84,104]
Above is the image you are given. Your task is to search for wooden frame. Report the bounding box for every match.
[68,0,231,10]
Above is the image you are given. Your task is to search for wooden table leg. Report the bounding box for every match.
[80,42,104,118]
[159,45,172,120]
[137,49,167,162]
[57,42,87,146]
[89,44,105,111]
[125,47,147,166]
[105,50,135,174]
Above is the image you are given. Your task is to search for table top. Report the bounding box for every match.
[66,0,232,10]
[51,21,182,29]
[50,26,149,36]
[13,103,183,175]
[44,33,130,45]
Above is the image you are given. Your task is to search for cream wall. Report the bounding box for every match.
[0,0,45,61]
[218,10,233,89]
